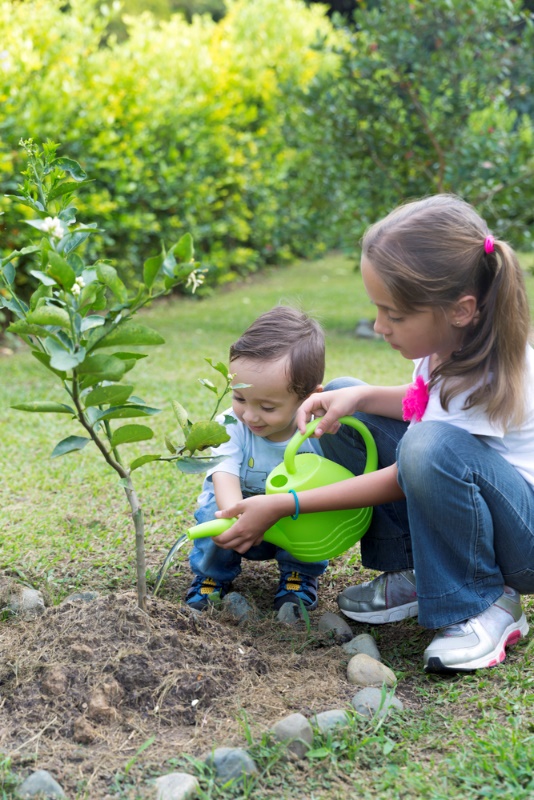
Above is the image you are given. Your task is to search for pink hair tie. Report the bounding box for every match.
[484,235,495,254]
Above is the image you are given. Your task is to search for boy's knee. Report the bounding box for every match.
[324,377,365,392]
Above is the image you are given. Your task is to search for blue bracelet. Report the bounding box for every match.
[288,489,299,520]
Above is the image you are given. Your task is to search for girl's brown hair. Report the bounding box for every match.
[229,306,325,400]
[362,194,531,428]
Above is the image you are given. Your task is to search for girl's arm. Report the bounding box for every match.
[214,464,403,553]
[296,384,409,436]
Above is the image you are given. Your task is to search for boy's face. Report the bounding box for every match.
[230,356,303,442]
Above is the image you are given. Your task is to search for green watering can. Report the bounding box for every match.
[187,416,378,562]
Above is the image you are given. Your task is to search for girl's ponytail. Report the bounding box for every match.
[462,239,530,428]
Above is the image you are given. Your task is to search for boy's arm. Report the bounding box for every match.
[212,471,243,509]
[213,463,404,553]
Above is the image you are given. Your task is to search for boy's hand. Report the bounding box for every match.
[214,494,291,554]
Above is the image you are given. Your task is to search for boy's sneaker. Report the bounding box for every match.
[185,575,231,611]
[274,571,318,611]
[424,586,529,673]
[337,569,418,623]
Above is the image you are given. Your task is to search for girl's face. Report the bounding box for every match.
[230,356,303,442]
[361,256,463,363]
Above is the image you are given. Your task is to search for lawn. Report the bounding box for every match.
[1,251,534,799]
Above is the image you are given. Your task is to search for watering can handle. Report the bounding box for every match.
[284,416,378,476]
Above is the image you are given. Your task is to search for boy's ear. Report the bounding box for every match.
[315,384,324,393]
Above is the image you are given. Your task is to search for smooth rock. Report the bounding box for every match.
[351,687,404,719]
[153,772,200,799]
[317,611,353,642]
[342,633,382,661]
[16,769,66,798]
[222,592,253,623]
[5,586,45,617]
[346,653,396,687]
[271,712,313,758]
[204,747,258,784]
[276,602,301,625]
[63,591,99,604]
[311,709,351,732]
[355,319,380,340]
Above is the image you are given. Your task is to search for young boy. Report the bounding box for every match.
[186,306,327,611]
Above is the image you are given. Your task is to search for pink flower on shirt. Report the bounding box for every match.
[402,375,429,423]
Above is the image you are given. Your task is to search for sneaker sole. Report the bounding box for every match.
[424,614,530,673]
[339,600,419,624]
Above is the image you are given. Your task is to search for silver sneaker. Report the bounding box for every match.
[424,587,529,673]
[337,570,418,623]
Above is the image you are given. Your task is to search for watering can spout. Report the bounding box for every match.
[188,416,377,562]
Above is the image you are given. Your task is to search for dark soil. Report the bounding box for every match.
[0,566,429,799]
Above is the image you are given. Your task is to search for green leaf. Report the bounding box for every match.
[29,269,57,286]
[205,357,230,378]
[172,232,194,263]
[76,354,127,383]
[198,378,218,394]
[130,454,162,472]
[11,401,75,414]
[96,263,128,303]
[46,339,86,371]
[172,400,191,434]
[3,263,15,284]
[91,322,165,350]
[183,421,231,454]
[27,305,71,328]
[48,179,92,201]
[164,435,178,454]
[96,404,161,421]
[110,424,154,447]
[174,454,228,474]
[84,384,134,407]
[50,157,87,181]
[7,320,48,337]
[80,315,106,333]
[47,252,76,290]
[143,254,163,289]
[51,435,91,457]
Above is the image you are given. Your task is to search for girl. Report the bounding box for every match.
[213,194,534,673]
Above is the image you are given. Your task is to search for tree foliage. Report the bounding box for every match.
[309,0,534,248]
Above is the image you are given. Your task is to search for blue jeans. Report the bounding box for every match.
[321,378,534,628]
[189,493,328,583]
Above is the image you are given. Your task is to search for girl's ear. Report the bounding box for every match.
[450,295,478,328]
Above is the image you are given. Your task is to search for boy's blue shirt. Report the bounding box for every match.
[200,408,323,499]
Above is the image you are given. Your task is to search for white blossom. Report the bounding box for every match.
[42,216,64,239]
[75,276,86,288]
[185,269,205,294]
[71,283,81,296]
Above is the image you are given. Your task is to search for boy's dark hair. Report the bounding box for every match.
[229,306,325,399]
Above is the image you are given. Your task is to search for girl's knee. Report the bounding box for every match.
[397,422,453,483]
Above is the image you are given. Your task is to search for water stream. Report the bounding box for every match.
[152,533,189,596]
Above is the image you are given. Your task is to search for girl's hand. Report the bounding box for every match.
[296,387,363,436]
[214,494,289,554]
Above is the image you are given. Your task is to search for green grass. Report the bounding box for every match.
[1,251,534,799]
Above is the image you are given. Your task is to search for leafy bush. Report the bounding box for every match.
[0,0,341,295]
[310,0,534,249]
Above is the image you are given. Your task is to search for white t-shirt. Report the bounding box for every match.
[412,345,534,487]
[201,409,323,499]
